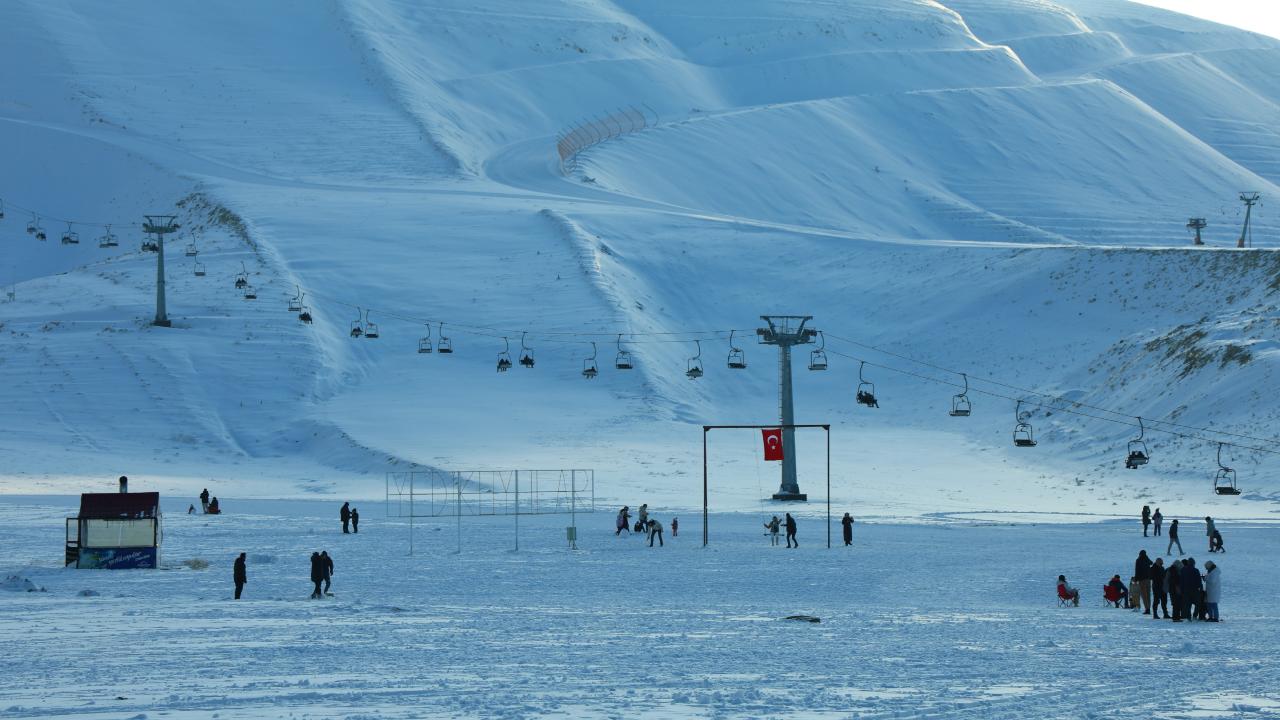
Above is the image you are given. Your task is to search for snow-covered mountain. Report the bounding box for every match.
[2,0,1278,516]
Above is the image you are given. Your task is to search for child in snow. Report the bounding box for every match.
[1210,529,1225,553]
[764,516,781,546]
[351,508,360,534]
[671,517,678,537]
[1127,576,1141,610]
[616,506,630,535]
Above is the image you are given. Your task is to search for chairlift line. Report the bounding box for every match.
[60,222,80,245]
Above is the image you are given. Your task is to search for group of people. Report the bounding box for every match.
[615,505,674,547]
[340,502,360,534]
[309,550,335,598]
[1060,509,1227,622]
[188,488,221,515]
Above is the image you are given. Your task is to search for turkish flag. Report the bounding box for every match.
[762,428,784,461]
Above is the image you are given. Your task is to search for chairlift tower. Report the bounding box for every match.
[757,315,817,501]
[1237,193,1260,249]
[1187,218,1206,246]
[143,215,179,327]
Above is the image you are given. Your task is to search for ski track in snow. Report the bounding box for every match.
[2,498,1279,718]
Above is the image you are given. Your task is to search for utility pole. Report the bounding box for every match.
[1187,218,1206,246]
[1238,193,1260,249]
[757,315,817,501]
[143,215,179,327]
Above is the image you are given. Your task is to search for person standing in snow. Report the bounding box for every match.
[647,518,664,547]
[1204,516,1215,553]
[784,512,798,549]
[616,506,630,536]
[309,552,325,599]
[764,516,781,546]
[1141,505,1151,537]
[638,504,649,529]
[321,551,334,595]
[671,517,678,537]
[1177,557,1202,622]
[340,502,351,534]
[1153,508,1163,536]
[233,552,247,600]
[1150,557,1169,619]
[1203,561,1221,622]
[1134,549,1153,615]
[1167,518,1182,556]
[1167,559,1183,621]
[841,513,855,546]
[200,488,211,513]
[188,504,196,515]
[351,508,360,534]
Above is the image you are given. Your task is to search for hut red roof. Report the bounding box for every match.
[78,492,160,519]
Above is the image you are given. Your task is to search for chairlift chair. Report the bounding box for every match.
[418,323,433,354]
[497,337,513,372]
[242,285,257,300]
[193,261,206,277]
[98,225,119,248]
[1013,400,1037,447]
[363,310,379,339]
[1125,417,1150,469]
[726,330,746,370]
[583,342,599,379]
[185,242,199,257]
[615,333,634,370]
[686,340,704,380]
[949,373,971,417]
[1213,443,1241,495]
[26,214,36,234]
[855,361,878,408]
[436,323,453,354]
[287,287,303,313]
[298,306,313,324]
[808,331,828,371]
[349,307,364,338]
[61,223,79,245]
[234,262,248,290]
[518,331,535,368]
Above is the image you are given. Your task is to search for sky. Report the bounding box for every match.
[1131,0,1280,40]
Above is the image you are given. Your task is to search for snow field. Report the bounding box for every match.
[1,496,1277,718]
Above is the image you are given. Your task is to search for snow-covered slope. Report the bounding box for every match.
[2,0,1279,515]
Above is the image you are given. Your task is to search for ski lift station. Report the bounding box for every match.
[65,477,162,569]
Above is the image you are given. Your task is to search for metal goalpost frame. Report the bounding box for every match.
[701,424,832,548]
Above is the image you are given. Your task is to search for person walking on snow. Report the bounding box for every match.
[1153,508,1163,536]
[1135,549,1153,615]
[1204,516,1216,553]
[233,552,247,600]
[784,513,798,548]
[351,508,360,534]
[841,513,855,546]
[340,502,351,534]
[671,517,678,537]
[616,506,630,535]
[1150,557,1169,619]
[1203,561,1221,622]
[1167,518,1182,556]
[1210,528,1225,553]
[647,518,664,547]
[1141,505,1151,537]
[764,516,781,546]
[309,552,325,599]
[321,551,334,595]
[200,488,210,513]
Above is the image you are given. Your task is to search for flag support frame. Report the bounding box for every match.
[701,424,832,548]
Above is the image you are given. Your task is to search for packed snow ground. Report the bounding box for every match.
[2,496,1278,719]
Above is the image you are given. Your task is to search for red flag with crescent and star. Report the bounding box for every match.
[762,428,784,461]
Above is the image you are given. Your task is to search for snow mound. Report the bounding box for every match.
[1,575,45,593]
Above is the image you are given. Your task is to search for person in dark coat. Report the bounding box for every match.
[1141,505,1151,537]
[1150,557,1169,619]
[321,551,334,594]
[1153,508,1163,536]
[309,552,325,598]
[233,552,247,600]
[841,513,855,546]
[671,517,678,537]
[200,488,211,513]
[1134,549,1153,615]
[1167,559,1183,620]
[784,513,798,548]
[1177,557,1202,622]
[351,508,360,534]
[1166,518,1182,556]
[1210,529,1225,553]
[340,502,351,534]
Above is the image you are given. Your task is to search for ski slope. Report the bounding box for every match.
[1,0,1279,517]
